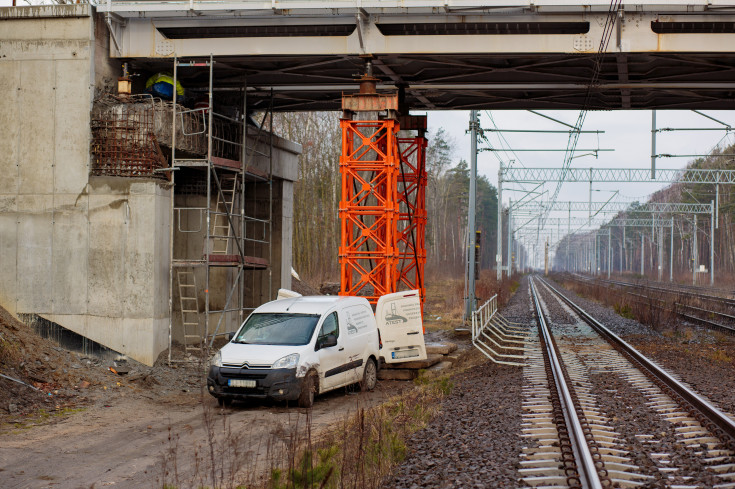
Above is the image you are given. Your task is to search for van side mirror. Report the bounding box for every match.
[226,332,234,341]
[317,334,338,350]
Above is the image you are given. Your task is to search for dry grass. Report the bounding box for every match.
[558,274,675,332]
[266,375,452,489]
[422,271,521,331]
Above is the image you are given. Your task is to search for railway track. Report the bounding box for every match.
[567,274,735,335]
[522,276,735,488]
[570,273,735,310]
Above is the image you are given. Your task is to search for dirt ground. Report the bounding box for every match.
[0,303,420,489]
[0,378,407,489]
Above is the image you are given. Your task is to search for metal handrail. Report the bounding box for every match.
[471,295,498,342]
[470,294,527,366]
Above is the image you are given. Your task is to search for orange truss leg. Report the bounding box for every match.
[339,119,400,304]
[396,135,428,308]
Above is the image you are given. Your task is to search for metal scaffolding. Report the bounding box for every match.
[168,57,274,362]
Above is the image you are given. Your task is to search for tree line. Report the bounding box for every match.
[553,143,735,283]
[272,112,499,286]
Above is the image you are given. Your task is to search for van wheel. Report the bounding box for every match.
[360,358,377,392]
[217,397,232,408]
[298,372,317,408]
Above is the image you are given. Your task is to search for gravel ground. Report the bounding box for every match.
[382,362,523,489]
[382,276,531,489]
[544,275,735,418]
[535,277,735,487]
[628,336,735,416]
[589,371,725,488]
[545,276,658,337]
[501,275,534,323]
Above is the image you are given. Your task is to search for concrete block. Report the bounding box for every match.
[383,353,442,370]
[15,195,53,313]
[0,61,21,195]
[0,212,18,314]
[45,314,168,367]
[54,59,92,194]
[428,361,453,372]
[445,354,461,365]
[123,192,156,318]
[18,60,54,195]
[51,194,88,315]
[378,368,418,381]
[425,341,458,356]
[152,185,171,318]
[88,193,125,317]
[0,39,90,62]
[1,14,92,41]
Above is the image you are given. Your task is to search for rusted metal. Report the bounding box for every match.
[341,92,399,113]
[91,94,168,178]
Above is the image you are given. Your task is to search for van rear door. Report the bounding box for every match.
[375,291,427,364]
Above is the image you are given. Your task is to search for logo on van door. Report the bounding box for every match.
[346,306,372,335]
[347,320,359,335]
[384,303,408,325]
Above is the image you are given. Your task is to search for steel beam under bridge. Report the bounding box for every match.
[95,1,735,110]
[514,201,713,214]
[503,168,735,184]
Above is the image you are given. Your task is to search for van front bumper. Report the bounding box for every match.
[207,366,303,402]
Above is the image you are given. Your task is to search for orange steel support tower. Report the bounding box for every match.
[339,66,428,308]
[339,118,400,304]
[396,115,428,307]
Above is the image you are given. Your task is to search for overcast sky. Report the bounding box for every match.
[424,110,735,264]
[428,110,733,224]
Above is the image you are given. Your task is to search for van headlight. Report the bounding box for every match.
[210,351,223,368]
[272,353,299,369]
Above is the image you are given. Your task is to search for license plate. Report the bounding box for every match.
[228,379,256,388]
[391,349,419,360]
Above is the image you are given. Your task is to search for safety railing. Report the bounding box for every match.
[471,294,528,366]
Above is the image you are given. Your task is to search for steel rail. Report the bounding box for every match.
[538,276,735,447]
[568,274,735,333]
[623,291,735,335]
[570,273,735,308]
[529,277,604,489]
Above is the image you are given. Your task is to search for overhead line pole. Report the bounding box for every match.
[466,110,478,319]
[711,200,715,285]
[670,217,674,282]
[497,162,503,281]
[651,110,657,179]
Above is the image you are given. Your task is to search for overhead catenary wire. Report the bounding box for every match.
[542,0,622,231]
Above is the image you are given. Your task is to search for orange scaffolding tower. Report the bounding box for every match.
[396,117,428,306]
[339,119,400,304]
[338,76,427,307]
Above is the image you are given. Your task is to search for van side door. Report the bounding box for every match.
[339,304,375,384]
[315,311,346,391]
[375,290,427,364]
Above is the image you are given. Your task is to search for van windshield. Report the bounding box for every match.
[233,313,321,346]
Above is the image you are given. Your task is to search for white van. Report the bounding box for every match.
[207,291,427,408]
[207,295,380,407]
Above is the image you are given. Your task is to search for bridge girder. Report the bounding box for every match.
[94,1,735,110]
